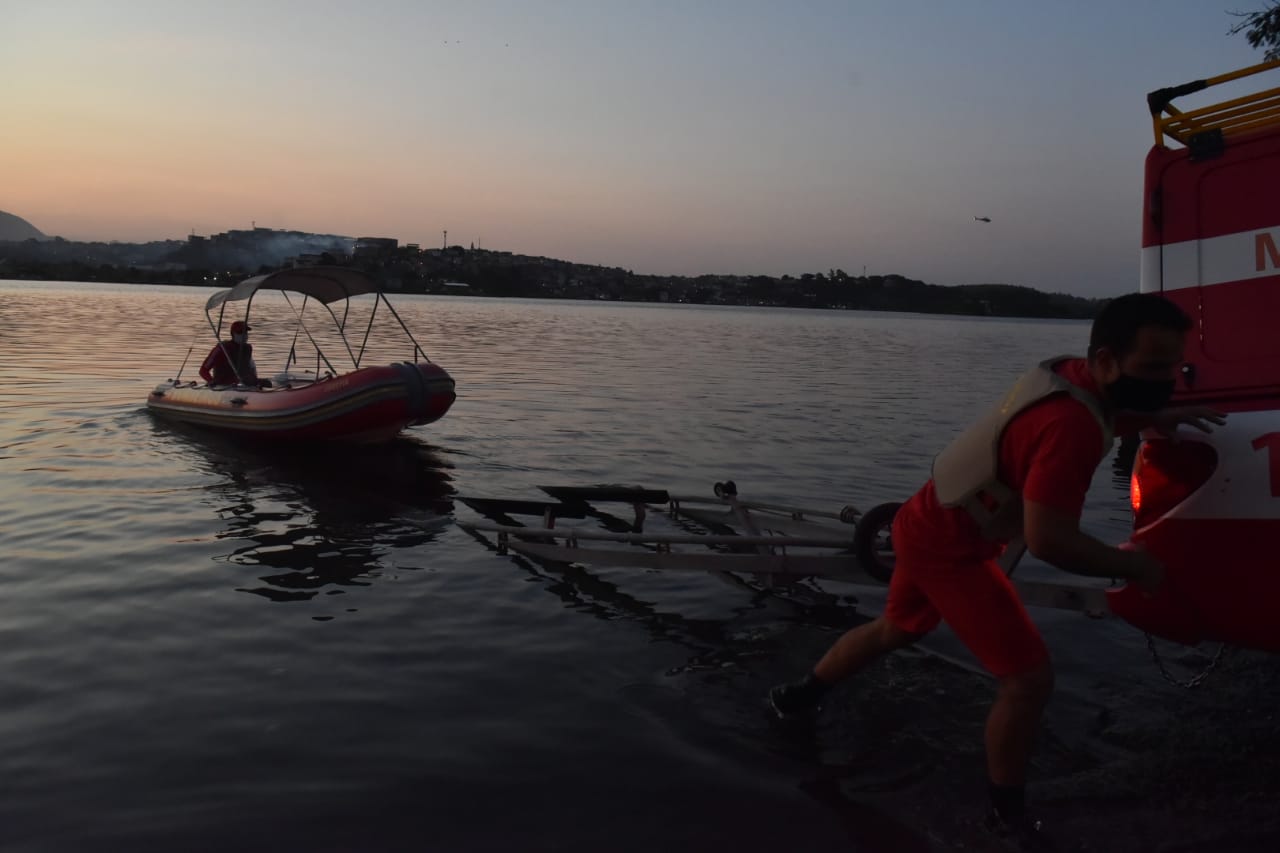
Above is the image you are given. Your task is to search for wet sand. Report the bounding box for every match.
[666,599,1280,853]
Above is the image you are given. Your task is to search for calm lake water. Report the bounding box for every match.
[1,280,1273,853]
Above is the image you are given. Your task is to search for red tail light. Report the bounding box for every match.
[1129,439,1218,529]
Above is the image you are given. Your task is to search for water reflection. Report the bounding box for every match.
[1113,433,1139,484]
[1103,437,1140,530]
[156,420,455,608]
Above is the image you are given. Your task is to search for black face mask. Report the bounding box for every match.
[1104,373,1175,412]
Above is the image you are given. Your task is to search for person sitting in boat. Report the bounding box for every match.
[199,320,271,388]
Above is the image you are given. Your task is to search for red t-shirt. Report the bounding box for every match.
[199,341,254,386]
[894,358,1112,563]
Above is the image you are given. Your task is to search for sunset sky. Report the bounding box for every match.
[1,1,1268,296]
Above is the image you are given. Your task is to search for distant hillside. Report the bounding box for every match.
[0,210,46,241]
[0,226,1108,318]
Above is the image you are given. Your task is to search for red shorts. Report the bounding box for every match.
[884,514,1049,678]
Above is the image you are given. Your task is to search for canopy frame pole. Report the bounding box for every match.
[282,292,341,377]
[354,293,380,370]
[281,294,310,377]
[378,293,429,361]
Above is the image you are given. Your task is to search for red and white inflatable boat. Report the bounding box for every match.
[1109,59,1280,653]
[147,266,456,443]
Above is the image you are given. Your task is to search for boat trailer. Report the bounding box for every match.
[457,482,1112,618]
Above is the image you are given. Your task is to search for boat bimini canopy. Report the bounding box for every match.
[205,266,381,310]
[202,265,432,374]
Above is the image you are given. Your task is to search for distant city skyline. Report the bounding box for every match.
[1,1,1269,297]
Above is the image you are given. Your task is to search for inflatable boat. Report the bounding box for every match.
[146,266,456,443]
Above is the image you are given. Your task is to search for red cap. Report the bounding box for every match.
[230,320,251,334]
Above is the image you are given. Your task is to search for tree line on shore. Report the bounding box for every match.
[0,237,1106,319]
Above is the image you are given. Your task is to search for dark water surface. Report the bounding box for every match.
[1,281,1275,852]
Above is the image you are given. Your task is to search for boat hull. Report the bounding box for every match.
[1113,408,1280,652]
[146,361,456,443]
[1112,519,1280,652]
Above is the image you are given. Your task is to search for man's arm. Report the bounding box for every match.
[1116,406,1226,438]
[1023,499,1163,589]
[198,347,220,384]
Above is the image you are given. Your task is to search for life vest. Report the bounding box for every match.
[931,355,1114,542]
[230,342,255,382]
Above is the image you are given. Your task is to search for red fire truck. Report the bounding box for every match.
[1111,58,1280,653]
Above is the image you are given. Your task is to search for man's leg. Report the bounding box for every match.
[982,666,1058,847]
[986,661,1054,787]
[813,615,924,683]
[911,557,1053,828]
[769,557,937,721]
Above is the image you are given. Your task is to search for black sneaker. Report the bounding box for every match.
[767,680,822,723]
[983,808,1057,852]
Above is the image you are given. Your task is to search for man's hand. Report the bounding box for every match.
[1026,500,1170,588]
[1151,406,1226,439]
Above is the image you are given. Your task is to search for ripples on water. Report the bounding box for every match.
[0,281,1143,851]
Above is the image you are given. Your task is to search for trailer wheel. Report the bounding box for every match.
[853,501,901,583]
[714,480,738,498]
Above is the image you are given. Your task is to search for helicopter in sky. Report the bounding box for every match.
[974,216,991,223]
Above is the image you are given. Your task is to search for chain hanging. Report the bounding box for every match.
[1145,633,1228,689]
